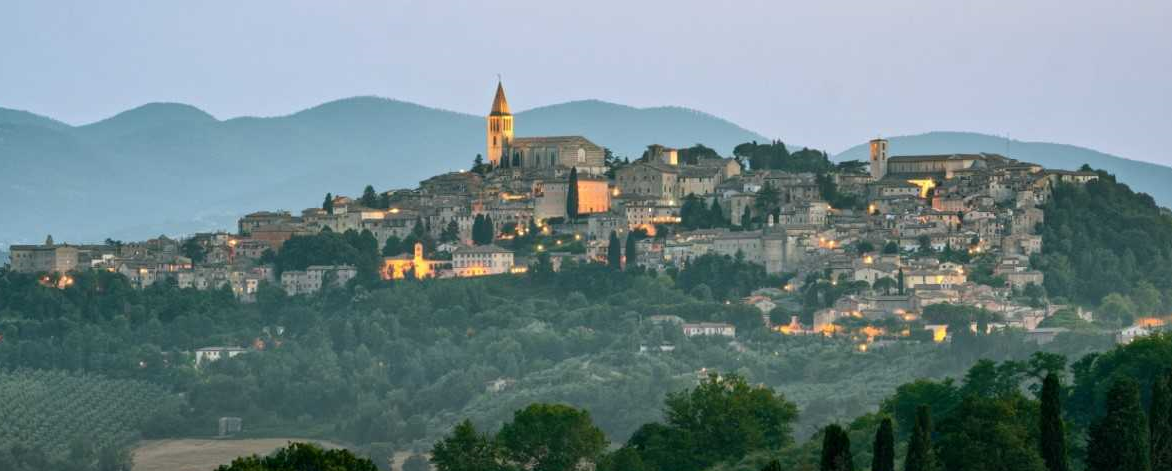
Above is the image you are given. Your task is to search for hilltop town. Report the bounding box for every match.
[9,82,1144,348]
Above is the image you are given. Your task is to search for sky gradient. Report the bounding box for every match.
[2,0,1170,164]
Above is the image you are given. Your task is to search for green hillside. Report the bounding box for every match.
[0,370,179,462]
[833,131,1172,208]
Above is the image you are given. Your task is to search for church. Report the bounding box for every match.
[485,81,606,175]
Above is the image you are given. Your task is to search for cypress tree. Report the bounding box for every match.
[741,206,752,230]
[323,193,334,214]
[624,234,638,270]
[566,167,580,221]
[360,185,378,208]
[904,405,936,471]
[708,199,725,227]
[484,215,494,244]
[872,417,894,471]
[1151,370,1172,471]
[897,268,905,295]
[1087,377,1150,471]
[821,424,854,471]
[607,231,622,269]
[472,215,485,245]
[1040,372,1070,471]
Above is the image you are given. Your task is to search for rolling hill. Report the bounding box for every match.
[0,98,766,245]
[833,131,1172,206]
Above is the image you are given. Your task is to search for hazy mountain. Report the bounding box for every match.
[0,98,766,245]
[833,131,1172,208]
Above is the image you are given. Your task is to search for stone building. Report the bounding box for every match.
[9,236,78,274]
[486,81,606,174]
[452,244,515,277]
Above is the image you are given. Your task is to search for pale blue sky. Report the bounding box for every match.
[2,0,1170,164]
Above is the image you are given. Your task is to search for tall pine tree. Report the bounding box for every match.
[1087,378,1150,471]
[1040,372,1070,471]
[1151,370,1172,471]
[905,405,936,471]
[821,424,854,471]
[872,417,894,471]
[323,193,334,214]
[607,231,622,269]
[566,167,580,221]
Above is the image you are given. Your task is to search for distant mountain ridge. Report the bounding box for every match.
[0,97,767,245]
[3,100,1169,247]
[833,131,1172,208]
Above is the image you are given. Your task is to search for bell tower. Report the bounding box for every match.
[869,138,888,180]
[486,80,514,167]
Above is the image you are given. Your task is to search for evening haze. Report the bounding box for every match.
[3,0,1170,165]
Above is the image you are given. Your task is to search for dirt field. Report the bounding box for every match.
[133,438,346,471]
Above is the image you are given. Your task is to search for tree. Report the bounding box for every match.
[441,220,460,243]
[361,185,379,208]
[1150,370,1172,471]
[883,241,899,254]
[1086,378,1150,471]
[1099,293,1138,328]
[608,231,622,269]
[820,424,854,471]
[567,167,580,221]
[431,420,502,471]
[708,199,726,227]
[1040,373,1070,471]
[656,372,798,469]
[404,453,430,471]
[897,268,906,295]
[872,417,894,471]
[472,215,495,246]
[496,403,607,471]
[323,193,334,214]
[472,154,488,175]
[625,234,638,270]
[873,277,898,296]
[740,206,753,230]
[904,406,937,471]
[180,238,206,264]
[599,448,647,471]
[756,183,780,215]
[936,396,1045,471]
[382,236,403,256]
[216,442,377,471]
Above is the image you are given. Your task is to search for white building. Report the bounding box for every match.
[194,346,248,368]
[452,245,515,277]
[682,322,736,338]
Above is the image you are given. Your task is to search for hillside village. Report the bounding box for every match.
[10,82,1150,350]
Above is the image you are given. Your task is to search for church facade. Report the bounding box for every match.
[485,82,606,174]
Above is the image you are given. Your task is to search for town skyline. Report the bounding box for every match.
[3,0,1170,167]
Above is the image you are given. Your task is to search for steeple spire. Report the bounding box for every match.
[490,80,510,116]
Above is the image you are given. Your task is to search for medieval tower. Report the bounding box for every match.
[869,138,888,179]
[486,81,514,166]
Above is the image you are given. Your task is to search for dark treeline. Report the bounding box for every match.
[430,333,1172,471]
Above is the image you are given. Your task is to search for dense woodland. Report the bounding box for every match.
[1035,171,1172,324]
